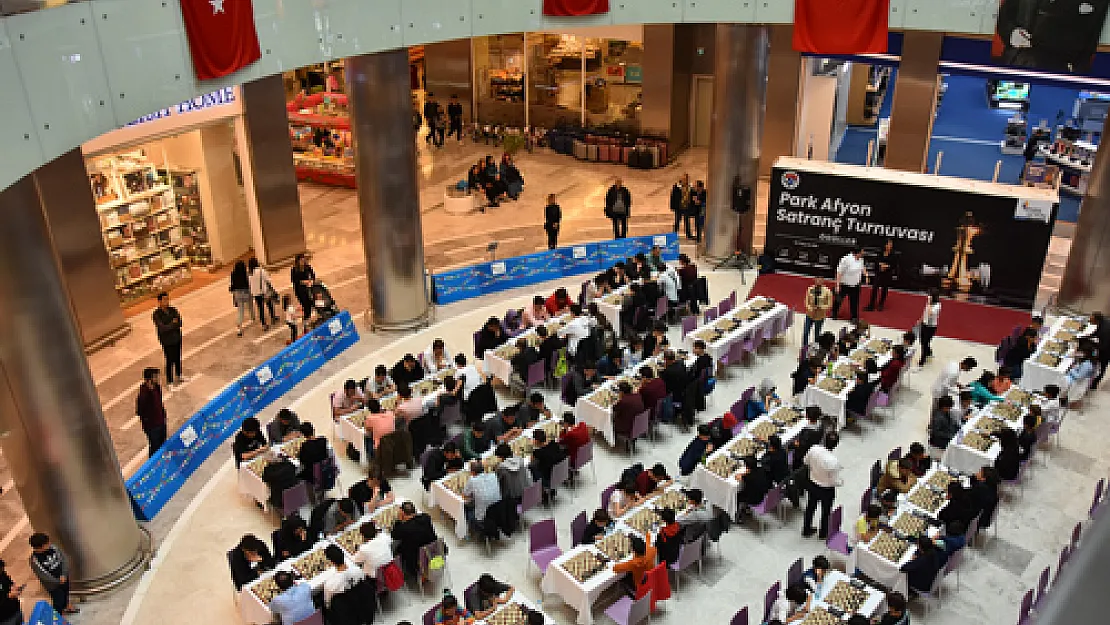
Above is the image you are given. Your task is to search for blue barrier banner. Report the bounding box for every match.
[555,242,601,276]
[432,264,490,305]
[28,601,70,625]
[125,312,360,520]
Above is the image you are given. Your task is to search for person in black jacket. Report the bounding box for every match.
[1004,328,1037,381]
[994,428,1022,481]
[735,455,770,522]
[274,515,312,560]
[763,435,790,486]
[544,193,562,250]
[581,509,611,544]
[232,417,268,467]
[900,536,941,595]
[447,94,464,142]
[845,371,875,419]
[390,354,426,389]
[604,178,632,239]
[669,174,692,237]
[938,482,977,527]
[262,457,299,508]
[476,317,508,359]
[659,350,689,400]
[530,429,568,489]
[421,441,464,490]
[655,508,685,565]
[229,534,275,590]
[392,501,438,576]
[535,326,563,373]
[152,291,184,384]
[510,338,540,386]
[678,425,713,476]
[970,466,1001,531]
[296,422,330,484]
[865,239,897,312]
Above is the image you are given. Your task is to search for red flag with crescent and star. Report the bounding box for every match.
[180,0,262,80]
[543,0,610,17]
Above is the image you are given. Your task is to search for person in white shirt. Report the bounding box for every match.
[521,296,550,328]
[423,338,453,374]
[802,431,843,539]
[559,305,596,357]
[1040,384,1063,424]
[332,379,367,419]
[930,357,978,401]
[321,544,366,607]
[658,267,680,307]
[453,354,486,400]
[918,289,942,367]
[351,523,393,578]
[832,247,867,322]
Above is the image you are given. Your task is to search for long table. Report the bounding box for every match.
[681,297,791,363]
[540,485,685,625]
[801,340,895,427]
[941,387,1033,475]
[1021,315,1094,393]
[484,314,571,384]
[812,569,887,619]
[573,353,687,447]
[237,437,316,508]
[689,406,809,517]
[336,368,455,459]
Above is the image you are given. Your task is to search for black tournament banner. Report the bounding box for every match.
[764,164,1058,311]
[992,0,1110,74]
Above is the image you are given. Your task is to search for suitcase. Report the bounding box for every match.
[658,142,668,165]
[598,144,611,162]
[574,140,588,160]
[646,146,660,168]
[622,146,635,165]
[587,144,599,161]
[608,145,622,163]
[586,135,598,145]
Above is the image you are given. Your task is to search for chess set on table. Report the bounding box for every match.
[817,378,847,394]
[625,508,661,534]
[732,309,758,322]
[292,548,329,579]
[849,349,872,366]
[280,437,306,458]
[588,388,619,409]
[908,485,945,513]
[864,339,892,355]
[335,525,366,555]
[379,395,401,411]
[411,377,443,396]
[561,551,607,583]
[652,489,687,512]
[1036,352,1062,367]
[993,402,1022,422]
[869,532,911,563]
[962,431,994,453]
[245,456,271,478]
[729,437,763,458]
[717,317,741,332]
[890,512,928,538]
[346,412,367,429]
[750,420,778,440]
[748,297,775,312]
[823,580,868,613]
[771,406,804,427]
[1040,340,1068,357]
[373,503,402,529]
[251,575,281,603]
[1061,318,1086,333]
[486,602,529,625]
[975,416,1008,435]
[1054,329,1077,343]
[443,471,471,495]
[595,532,633,561]
[692,328,724,344]
[926,470,955,491]
[832,363,855,379]
[800,607,839,625]
[706,454,739,478]
[1005,388,1033,407]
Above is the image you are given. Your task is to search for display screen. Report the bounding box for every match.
[994,81,1030,101]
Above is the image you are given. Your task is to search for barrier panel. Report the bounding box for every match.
[431,233,678,305]
[125,311,359,520]
[28,601,70,625]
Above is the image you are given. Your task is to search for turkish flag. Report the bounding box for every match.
[180,0,262,81]
[543,0,610,17]
[793,0,890,55]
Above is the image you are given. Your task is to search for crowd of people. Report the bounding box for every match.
[466,154,525,210]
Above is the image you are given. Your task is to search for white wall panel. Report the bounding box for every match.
[251,0,326,77]
[888,0,908,29]
[472,0,542,37]
[611,0,682,25]
[92,0,193,127]
[753,0,794,24]
[683,0,756,24]
[321,0,402,60]
[7,3,116,164]
[0,22,44,192]
[903,0,982,32]
[401,0,473,46]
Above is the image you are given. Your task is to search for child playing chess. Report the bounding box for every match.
[872,591,908,625]
[435,592,475,625]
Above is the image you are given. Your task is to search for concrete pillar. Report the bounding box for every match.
[1060,139,1110,312]
[346,50,431,330]
[759,25,804,178]
[703,24,770,260]
[884,31,943,173]
[236,75,307,266]
[0,172,149,593]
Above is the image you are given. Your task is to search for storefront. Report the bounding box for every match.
[81,87,254,305]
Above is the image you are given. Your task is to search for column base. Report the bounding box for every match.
[72,526,153,596]
[82,322,132,355]
[362,307,434,332]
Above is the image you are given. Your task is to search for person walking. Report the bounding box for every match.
[918,289,942,367]
[290,253,316,325]
[669,174,692,237]
[544,193,562,250]
[29,533,77,615]
[447,94,464,142]
[248,257,279,330]
[136,367,168,457]
[604,178,632,239]
[423,93,441,147]
[832,247,867,322]
[0,559,24,625]
[802,431,842,539]
[152,292,183,385]
[865,238,897,312]
[693,180,707,242]
[802,277,834,346]
[229,260,255,337]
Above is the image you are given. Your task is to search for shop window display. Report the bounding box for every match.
[287,92,355,188]
[475,34,527,127]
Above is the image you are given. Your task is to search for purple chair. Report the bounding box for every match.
[730,606,748,625]
[570,510,588,547]
[669,535,705,592]
[604,590,652,625]
[704,308,718,323]
[559,374,574,411]
[440,400,462,429]
[762,581,781,623]
[1054,546,1071,585]
[825,506,851,557]
[654,296,670,322]
[869,460,881,488]
[423,605,439,625]
[1070,522,1082,552]
[518,481,542,518]
[740,386,756,408]
[1017,588,1035,625]
[280,481,311,518]
[626,410,651,453]
[572,440,596,483]
[888,446,902,462]
[720,340,744,373]
[681,315,698,338]
[787,557,803,586]
[797,346,807,362]
[548,458,571,497]
[1089,478,1106,520]
[873,389,893,417]
[718,298,733,315]
[601,483,618,511]
[1003,461,1029,500]
[941,546,964,594]
[417,352,426,370]
[525,360,546,393]
[472,330,483,359]
[728,397,747,424]
[528,518,562,575]
[860,487,874,518]
[293,612,324,625]
[1031,566,1051,612]
[752,485,784,533]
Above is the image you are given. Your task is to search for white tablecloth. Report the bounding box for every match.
[814,570,886,618]
[851,534,912,597]
[236,439,307,508]
[595,286,630,338]
[239,539,349,624]
[682,299,791,363]
[1021,316,1093,391]
[801,349,893,428]
[941,394,1029,475]
[573,355,684,447]
[484,315,572,384]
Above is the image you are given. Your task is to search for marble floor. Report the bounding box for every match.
[94,268,1108,625]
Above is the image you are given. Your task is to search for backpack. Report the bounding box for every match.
[381,560,405,592]
[553,349,569,379]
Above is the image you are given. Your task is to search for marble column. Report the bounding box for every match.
[884,31,943,173]
[703,24,770,260]
[346,50,431,330]
[759,24,805,178]
[1060,139,1110,312]
[0,172,149,593]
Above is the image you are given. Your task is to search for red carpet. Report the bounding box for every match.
[747,272,1032,346]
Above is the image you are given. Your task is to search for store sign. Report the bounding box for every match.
[764,165,1058,311]
[126,87,237,127]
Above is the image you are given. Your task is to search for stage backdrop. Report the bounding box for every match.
[764,160,1058,311]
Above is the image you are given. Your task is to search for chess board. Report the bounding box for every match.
[733,309,758,322]
[832,363,855,379]
[346,412,367,429]
[281,437,306,458]
[891,512,928,537]
[962,431,994,453]
[706,454,739,478]
[335,525,366,555]
[251,576,281,603]
[1036,352,1061,367]
[588,389,619,409]
[800,607,839,625]
[692,328,723,344]
[545,319,567,334]
[652,490,687,512]
[849,349,871,365]
[729,437,762,458]
[865,339,892,355]
[750,420,777,440]
[1054,330,1076,343]
[993,402,1022,422]
[487,602,529,625]
[482,455,503,472]
[443,472,470,495]
[561,551,606,583]
[434,367,458,381]
[412,378,442,396]
[379,395,401,411]
[817,378,846,394]
[927,471,954,491]
[749,298,775,312]
[770,406,804,427]
[975,416,1008,434]
[603,293,626,306]
[245,456,271,478]
[494,345,519,360]
[595,532,634,561]
[292,548,329,579]
[718,318,740,332]
[374,503,402,529]
[908,486,945,513]
[625,508,661,534]
[823,580,868,614]
[869,532,910,563]
[1041,340,1068,356]
[1005,388,1033,407]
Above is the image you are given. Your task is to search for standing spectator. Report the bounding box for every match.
[604,178,632,239]
[693,180,707,242]
[230,260,255,337]
[282,294,300,345]
[447,94,464,142]
[136,367,168,457]
[423,93,441,147]
[802,431,842,539]
[1088,311,1110,388]
[802,277,833,346]
[29,533,77,614]
[832,247,867,322]
[290,254,317,324]
[931,357,978,401]
[0,559,23,625]
[544,194,562,250]
[865,239,897,312]
[669,174,692,238]
[248,257,279,330]
[918,289,942,367]
[152,292,183,385]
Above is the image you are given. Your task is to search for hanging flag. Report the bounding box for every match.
[180,0,262,81]
[793,0,890,55]
[543,0,610,17]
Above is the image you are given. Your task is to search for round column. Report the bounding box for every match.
[1060,139,1110,313]
[703,24,770,261]
[0,174,148,593]
[346,49,431,330]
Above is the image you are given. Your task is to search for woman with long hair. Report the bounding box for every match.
[229,260,254,337]
[247,257,279,331]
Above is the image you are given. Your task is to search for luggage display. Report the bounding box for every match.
[587,144,599,161]
[645,146,660,168]
[574,140,588,160]
[622,146,635,164]
[609,145,622,163]
[598,144,611,161]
